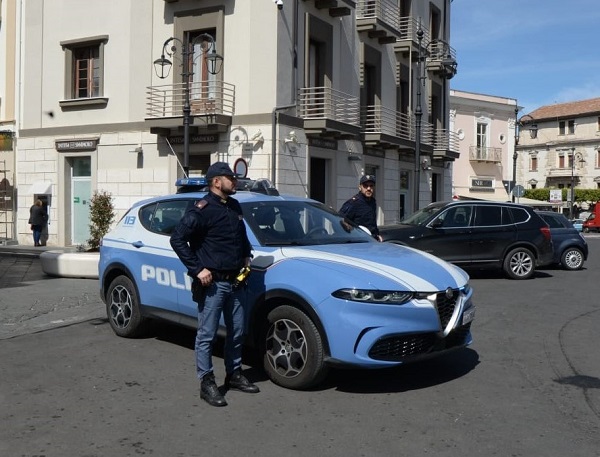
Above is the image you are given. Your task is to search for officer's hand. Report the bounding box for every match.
[198,268,213,286]
[244,257,252,268]
[376,235,383,242]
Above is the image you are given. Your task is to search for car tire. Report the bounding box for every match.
[106,275,147,338]
[583,227,589,233]
[561,247,584,270]
[503,247,535,280]
[262,305,328,390]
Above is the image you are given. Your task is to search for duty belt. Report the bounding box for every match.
[211,270,239,282]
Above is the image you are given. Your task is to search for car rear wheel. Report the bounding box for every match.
[561,247,584,270]
[262,305,328,390]
[503,247,535,280]
[106,275,147,338]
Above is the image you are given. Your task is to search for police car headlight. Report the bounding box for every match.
[332,289,414,304]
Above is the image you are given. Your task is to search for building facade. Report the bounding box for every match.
[449,89,518,201]
[516,98,600,214]
[12,0,457,246]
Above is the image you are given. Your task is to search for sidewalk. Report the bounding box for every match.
[0,243,77,258]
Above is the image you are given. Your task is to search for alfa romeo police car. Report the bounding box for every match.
[99,178,475,390]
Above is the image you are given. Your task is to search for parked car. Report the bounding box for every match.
[379,200,554,280]
[99,178,475,390]
[582,204,600,233]
[570,218,584,232]
[536,211,588,270]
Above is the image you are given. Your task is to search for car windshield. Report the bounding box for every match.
[401,204,445,226]
[242,200,375,246]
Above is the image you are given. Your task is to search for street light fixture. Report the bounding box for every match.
[153,34,223,177]
[413,23,425,212]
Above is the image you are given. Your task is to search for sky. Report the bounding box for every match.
[450,0,600,114]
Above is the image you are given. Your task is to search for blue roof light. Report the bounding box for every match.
[175,177,207,187]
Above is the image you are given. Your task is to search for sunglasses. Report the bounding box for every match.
[361,183,375,189]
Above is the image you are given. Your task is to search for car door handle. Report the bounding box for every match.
[132,241,145,248]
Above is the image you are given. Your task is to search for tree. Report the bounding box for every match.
[87,190,115,251]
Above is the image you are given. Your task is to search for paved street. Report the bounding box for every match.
[0,249,103,340]
[1,239,599,457]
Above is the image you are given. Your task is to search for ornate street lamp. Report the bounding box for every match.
[570,148,585,219]
[512,109,538,202]
[153,34,223,177]
[413,23,425,212]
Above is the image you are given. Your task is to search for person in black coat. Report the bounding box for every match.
[28,199,48,247]
[339,174,382,241]
[170,162,258,407]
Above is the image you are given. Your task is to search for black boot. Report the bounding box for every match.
[225,369,260,393]
[200,373,227,407]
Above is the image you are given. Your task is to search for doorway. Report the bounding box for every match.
[70,157,91,245]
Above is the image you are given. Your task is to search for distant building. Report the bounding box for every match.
[449,89,516,201]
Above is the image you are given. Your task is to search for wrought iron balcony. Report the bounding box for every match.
[361,105,413,147]
[469,146,502,163]
[356,0,402,43]
[298,86,361,137]
[426,39,458,79]
[145,80,235,133]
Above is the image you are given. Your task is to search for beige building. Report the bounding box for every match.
[517,98,600,213]
[0,0,18,244]
[449,89,517,201]
[12,0,458,246]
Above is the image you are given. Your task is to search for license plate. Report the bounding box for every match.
[462,307,475,325]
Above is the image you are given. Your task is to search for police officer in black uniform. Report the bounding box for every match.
[339,174,382,241]
[170,162,259,407]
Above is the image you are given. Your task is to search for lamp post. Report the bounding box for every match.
[512,109,538,202]
[569,147,585,219]
[154,34,223,177]
[413,22,424,212]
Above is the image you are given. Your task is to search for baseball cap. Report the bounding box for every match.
[206,162,236,179]
[359,175,376,185]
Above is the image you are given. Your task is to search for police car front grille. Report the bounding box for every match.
[368,323,472,362]
[435,290,458,329]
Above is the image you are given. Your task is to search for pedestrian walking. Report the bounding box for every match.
[339,175,382,241]
[170,162,258,407]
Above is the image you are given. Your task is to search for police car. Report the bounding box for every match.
[99,178,475,390]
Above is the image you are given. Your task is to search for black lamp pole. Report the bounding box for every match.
[414,23,424,212]
[154,34,223,177]
[512,106,520,203]
[570,147,575,219]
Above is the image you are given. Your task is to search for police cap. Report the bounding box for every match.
[206,162,236,179]
[359,174,376,185]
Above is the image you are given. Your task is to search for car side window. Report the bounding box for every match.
[542,214,564,229]
[435,206,472,228]
[474,205,502,226]
[141,200,193,235]
[508,207,530,224]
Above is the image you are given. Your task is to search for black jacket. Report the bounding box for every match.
[29,205,48,226]
[170,191,252,278]
[339,192,379,238]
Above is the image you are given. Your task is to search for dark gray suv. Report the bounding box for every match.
[379,201,554,279]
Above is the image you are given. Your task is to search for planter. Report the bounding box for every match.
[40,250,99,279]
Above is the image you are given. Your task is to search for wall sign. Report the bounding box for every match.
[168,134,219,144]
[308,137,337,150]
[56,138,99,151]
[471,178,493,188]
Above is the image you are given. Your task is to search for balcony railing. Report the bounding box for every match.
[431,129,460,153]
[469,146,502,162]
[356,0,401,33]
[146,81,235,119]
[361,105,413,142]
[298,87,360,126]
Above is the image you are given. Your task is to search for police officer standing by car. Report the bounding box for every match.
[339,174,382,241]
[170,162,259,407]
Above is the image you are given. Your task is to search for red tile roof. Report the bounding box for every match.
[525,97,600,121]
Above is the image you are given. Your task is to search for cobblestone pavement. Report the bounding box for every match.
[0,252,104,339]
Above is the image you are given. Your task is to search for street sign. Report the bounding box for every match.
[513,185,525,198]
[549,189,562,203]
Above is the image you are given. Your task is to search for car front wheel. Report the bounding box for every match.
[561,247,584,270]
[503,247,535,280]
[262,305,328,390]
[106,275,147,338]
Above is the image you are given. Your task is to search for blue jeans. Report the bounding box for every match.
[31,225,42,246]
[195,280,245,380]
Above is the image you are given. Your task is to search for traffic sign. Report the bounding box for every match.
[513,185,525,198]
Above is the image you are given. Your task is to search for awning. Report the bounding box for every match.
[29,181,53,195]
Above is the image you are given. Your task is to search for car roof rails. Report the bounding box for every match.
[176,176,279,196]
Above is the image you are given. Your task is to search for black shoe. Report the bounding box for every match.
[200,373,227,407]
[225,370,260,394]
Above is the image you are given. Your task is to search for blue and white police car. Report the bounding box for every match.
[99,178,475,390]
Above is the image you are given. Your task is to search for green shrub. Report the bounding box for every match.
[87,190,115,251]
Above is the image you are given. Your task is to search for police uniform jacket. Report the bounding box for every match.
[170,191,252,278]
[339,193,379,238]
